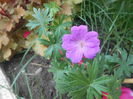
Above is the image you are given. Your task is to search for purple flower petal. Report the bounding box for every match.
[85,31,98,39]
[71,25,88,34]
[71,25,88,41]
[66,49,83,63]
[62,34,71,42]
[83,47,100,59]
[85,40,100,48]
[62,34,77,50]
[62,42,76,51]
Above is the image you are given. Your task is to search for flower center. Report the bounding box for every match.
[78,40,85,48]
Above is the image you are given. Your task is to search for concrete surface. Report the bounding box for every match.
[0,67,16,99]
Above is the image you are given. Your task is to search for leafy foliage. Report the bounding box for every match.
[44,2,60,18]
[106,75,121,99]
[26,7,52,37]
[106,49,133,78]
[0,0,82,61]
[50,56,112,99]
[49,58,70,81]
[24,0,83,57]
[49,50,133,98]
[0,0,26,61]
[44,15,71,58]
[26,2,72,58]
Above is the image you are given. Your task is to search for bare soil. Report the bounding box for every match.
[1,52,59,99]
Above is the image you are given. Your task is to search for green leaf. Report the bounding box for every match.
[49,60,68,80]
[106,53,120,63]
[106,48,133,78]
[44,2,60,18]
[26,8,52,36]
[127,54,133,65]
[38,38,50,46]
[106,75,121,99]
[51,15,72,38]
[45,43,62,58]
[53,43,62,58]
[45,45,54,57]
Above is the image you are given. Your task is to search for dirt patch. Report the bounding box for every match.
[1,52,58,99]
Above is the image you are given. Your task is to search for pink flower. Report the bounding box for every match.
[120,87,133,99]
[23,31,31,38]
[102,87,133,99]
[62,25,100,63]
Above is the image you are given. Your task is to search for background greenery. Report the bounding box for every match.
[74,0,133,54]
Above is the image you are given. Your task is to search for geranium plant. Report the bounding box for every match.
[26,2,133,99]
